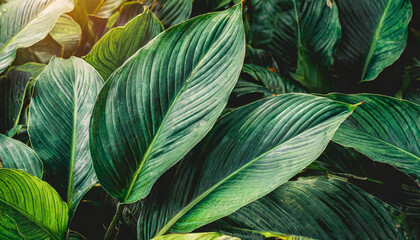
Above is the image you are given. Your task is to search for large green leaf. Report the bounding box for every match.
[0,0,74,73]
[211,177,408,239]
[153,233,239,240]
[145,0,193,27]
[249,0,340,91]
[334,0,412,82]
[84,8,163,80]
[0,169,68,240]
[90,4,245,204]
[0,134,43,178]
[137,94,354,239]
[28,57,103,218]
[0,63,45,134]
[326,94,420,185]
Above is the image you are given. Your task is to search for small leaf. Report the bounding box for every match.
[152,232,239,240]
[84,8,163,80]
[28,57,104,218]
[145,0,193,28]
[0,169,68,240]
[50,14,82,57]
[0,0,74,73]
[0,134,43,178]
[0,63,45,134]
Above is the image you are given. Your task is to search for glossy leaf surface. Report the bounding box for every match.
[90,4,246,204]
[0,169,68,240]
[28,57,103,217]
[327,94,420,185]
[137,94,354,239]
[213,177,407,239]
[85,8,163,80]
[0,0,74,73]
[0,134,43,178]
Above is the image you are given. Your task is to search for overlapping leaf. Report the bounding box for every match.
[137,94,354,239]
[0,169,68,240]
[0,63,45,134]
[212,177,408,239]
[249,0,340,91]
[145,0,193,27]
[326,94,420,185]
[234,64,305,99]
[334,0,412,82]
[0,0,74,73]
[50,14,82,57]
[90,4,246,204]
[85,8,163,80]
[0,134,43,178]
[28,57,103,218]
[153,233,239,240]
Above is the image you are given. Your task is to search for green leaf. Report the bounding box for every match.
[326,94,420,185]
[0,169,68,240]
[212,177,408,239]
[110,1,145,28]
[234,64,305,98]
[50,14,82,57]
[90,4,245,204]
[152,232,239,240]
[0,63,45,134]
[137,94,354,239]
[145,0,193,28]
[95,0,126,18]
[84,8,163,80]
[249,0,340,92]
[0,0,74,73]
[28,57,104,218]
[0,134,43,178]
[334,0,412,82]
[26,34,64,64]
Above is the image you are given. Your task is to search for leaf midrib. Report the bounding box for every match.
[153,112,347,237]
[361,0,392,81]
[0,197,60,240]
[122,11,229,203]
[66,78,78,212]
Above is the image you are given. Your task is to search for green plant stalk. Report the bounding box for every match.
[104,203,125,240]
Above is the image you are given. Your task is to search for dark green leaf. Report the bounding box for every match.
[90,4,245,204]
[145,0,193,28]
[326,94,420,185]
[213,177,408,240]
[28,57,104,218]
[0,169,68,240]
[153,232,239,240]
[249,0,340,91]
[137,94,354,239]
[334,0,412,82]
[0,63,45,134]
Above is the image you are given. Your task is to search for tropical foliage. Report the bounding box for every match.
[0,0,419,239]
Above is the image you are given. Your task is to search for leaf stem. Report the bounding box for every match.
[104,203,125,240]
